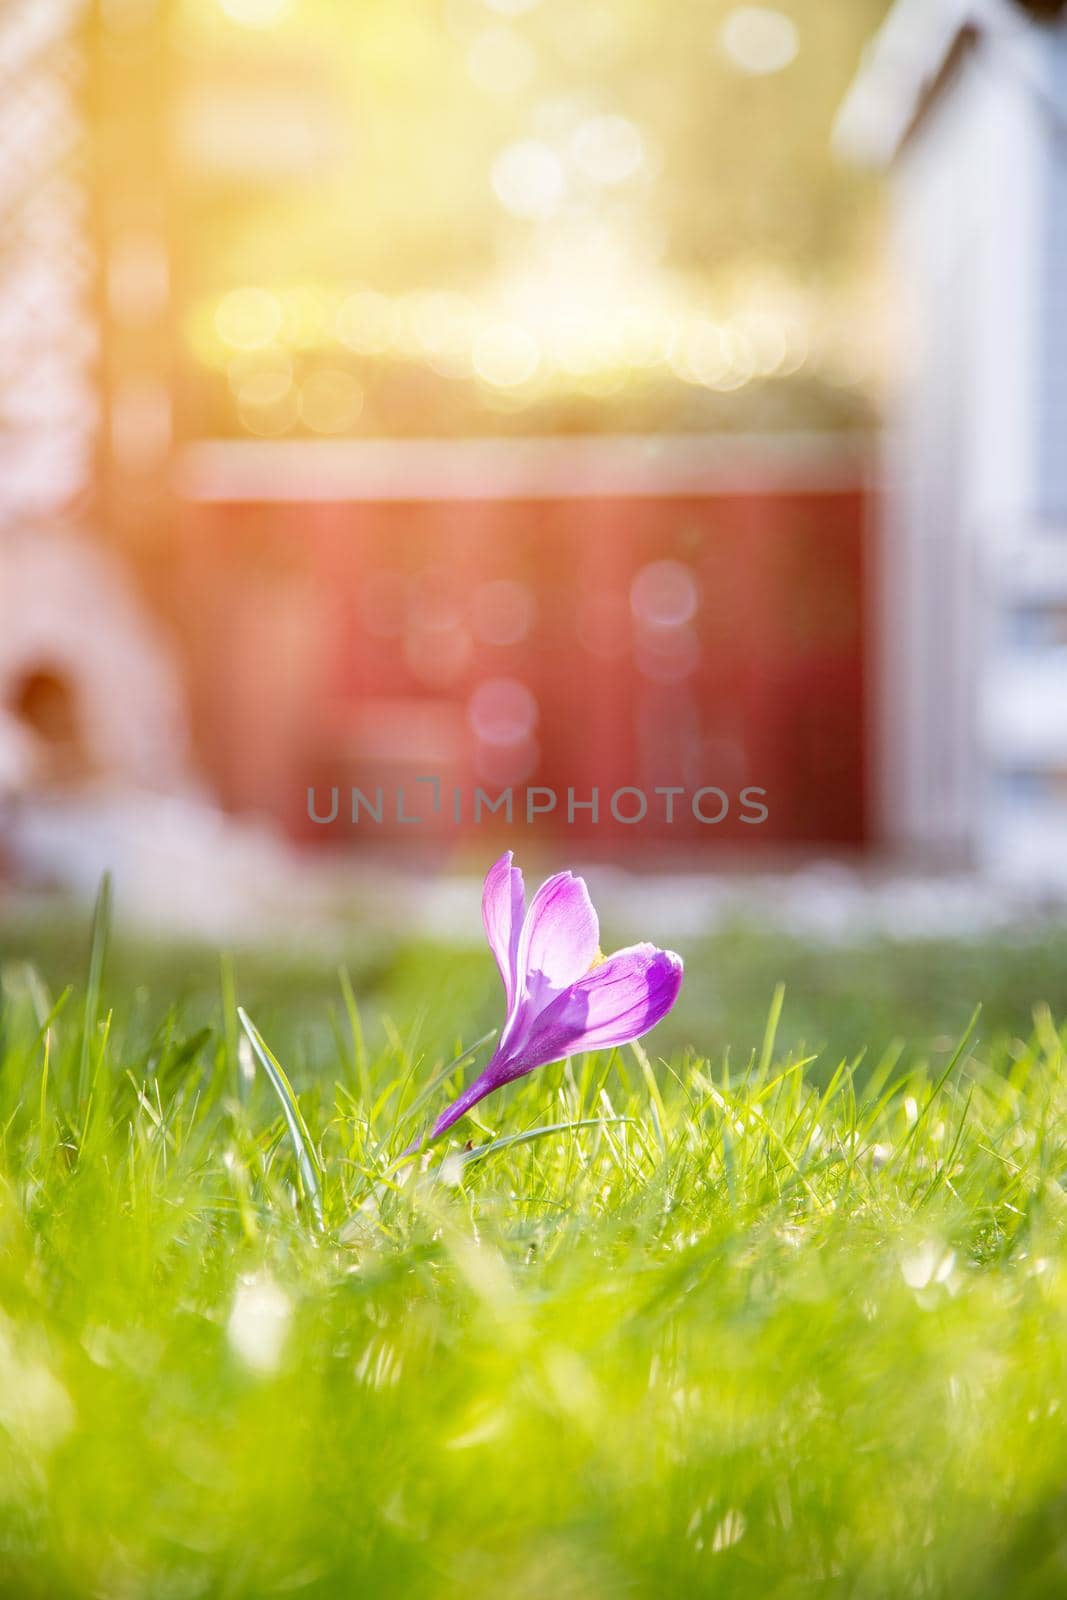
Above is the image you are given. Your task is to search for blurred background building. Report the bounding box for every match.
[1,0,1064,913]
[838,0,1067,882]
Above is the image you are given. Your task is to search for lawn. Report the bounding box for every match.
[3,888,1067,1597]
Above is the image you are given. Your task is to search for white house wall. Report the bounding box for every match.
[879,28,1052,867]
[837,2,1067,878]
[1038,28,1067,524]
[965,46,1041,538]
[975,26,1067,884]
[883,44,987,856]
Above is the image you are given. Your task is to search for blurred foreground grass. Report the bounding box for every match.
[3,900,1067,1595]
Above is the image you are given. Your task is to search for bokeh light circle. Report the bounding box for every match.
[630,560,700,628]
[472,579,537,646]
[720,7,799,76]
[468,678,539,745]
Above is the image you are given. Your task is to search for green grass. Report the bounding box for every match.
[4,900,1067,1596]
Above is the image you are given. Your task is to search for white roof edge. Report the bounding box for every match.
[173,433,873,504]
[834,0,1060,168]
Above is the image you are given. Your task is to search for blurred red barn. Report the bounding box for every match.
[166,434,870,857]
[0,2,875,882]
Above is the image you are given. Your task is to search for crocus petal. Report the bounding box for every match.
[517,943,684,1068]
[423,855,684,1146]
[515,870,600,996]
[481,851,525,1011]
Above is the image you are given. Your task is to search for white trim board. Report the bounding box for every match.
[174,434,873,505]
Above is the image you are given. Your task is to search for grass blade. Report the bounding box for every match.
[338,966,370,1105]
[759,981,786,1077]
[237,1007,324,1231]
[447,1116,633,1170]
[78,873,112,1105]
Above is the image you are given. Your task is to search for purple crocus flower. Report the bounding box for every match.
[429,852,684,1141]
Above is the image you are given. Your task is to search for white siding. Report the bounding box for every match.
[839,3,1067,879]
[977,26,1067,881]
[881,42,1002,857]
[1038,32,1067,523]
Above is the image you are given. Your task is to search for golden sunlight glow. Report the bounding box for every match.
[482,0,542,15]
[237,387,298,437]
[188,274,817,424]
[214,287,283,351]
[491,140,567,220]
[570,115,646,186]
[400,292,478,377]
[720,7,800,76]
[467,27,537,96]
[298,369,365,433]
[228,352,293,407]
[671,319,731,388]
[88,0,880,446]
[217,0,289,28]
[277,288,332,351]
[153,0,874,439]
[335,291,396,357]
[472,323,541,389]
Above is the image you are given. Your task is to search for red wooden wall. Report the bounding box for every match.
[168,442,868,857]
